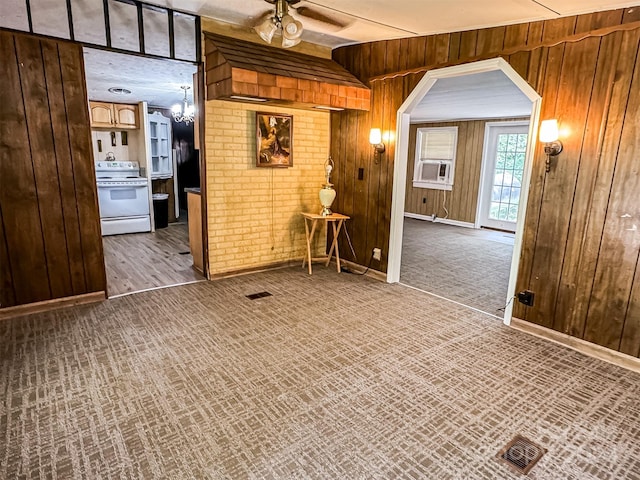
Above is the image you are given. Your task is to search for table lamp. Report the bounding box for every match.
[319,156,336,216]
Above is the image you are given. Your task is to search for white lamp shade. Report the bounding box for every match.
[281,36,301,48]
[539,119,559,142]
[255,17,277,44]
[282,15,303,40]
[369,128,382,145]
[171,104,182,114]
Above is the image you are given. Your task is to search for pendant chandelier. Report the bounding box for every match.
[172,85,195,124]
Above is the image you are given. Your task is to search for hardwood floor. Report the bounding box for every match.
[102,223,204,297]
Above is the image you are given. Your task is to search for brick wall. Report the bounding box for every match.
[205,100,330,275]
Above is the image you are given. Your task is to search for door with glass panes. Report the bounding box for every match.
[479,122,529,232]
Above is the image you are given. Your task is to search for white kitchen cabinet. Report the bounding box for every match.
[148,111,172,179]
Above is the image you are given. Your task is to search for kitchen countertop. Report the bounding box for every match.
[184,187,201,195]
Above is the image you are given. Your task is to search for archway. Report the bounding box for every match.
[387,58,542,325]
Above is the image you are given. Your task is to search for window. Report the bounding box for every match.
[413,127,458,190]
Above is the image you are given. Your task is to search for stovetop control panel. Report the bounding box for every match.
[95,161,139,170]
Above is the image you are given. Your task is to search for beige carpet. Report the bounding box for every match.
[1,267,639,479]
[401,218,514,315]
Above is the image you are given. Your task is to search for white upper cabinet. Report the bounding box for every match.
[148,112,172,179]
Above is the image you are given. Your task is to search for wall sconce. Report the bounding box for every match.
[539,119,563,173]
[369,128,385,155]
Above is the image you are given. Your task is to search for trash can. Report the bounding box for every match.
[152,193,169,229]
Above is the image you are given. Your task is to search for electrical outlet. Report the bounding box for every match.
[517,290,535,306]
[372,248,381,261]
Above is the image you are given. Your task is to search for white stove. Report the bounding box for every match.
[95,161,151,236]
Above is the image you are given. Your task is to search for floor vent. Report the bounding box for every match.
[178,251,190,255]
[246,291,273,300]
[496,435,546,475]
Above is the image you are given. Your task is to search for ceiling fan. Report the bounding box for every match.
[254,0,351,48]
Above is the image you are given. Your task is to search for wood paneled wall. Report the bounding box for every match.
[405,119,526,223]
[331,7,640,358]
[0,31,105,308]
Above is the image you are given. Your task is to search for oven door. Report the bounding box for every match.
[97,183,150,218]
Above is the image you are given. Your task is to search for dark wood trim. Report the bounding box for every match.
[71,41,197,65]
[196,63,209,279]
[137,2,145,54]
[0,291,106,320]
[65,0,74,41]
[102,0,111,48]
[195,15,201,62]
[25,0,33,33]
[168,9,175,59]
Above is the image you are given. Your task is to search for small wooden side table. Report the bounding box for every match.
[301,212,350,274]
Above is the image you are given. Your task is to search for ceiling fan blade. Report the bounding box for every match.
[293,6,351,29]
[255,8,273,17]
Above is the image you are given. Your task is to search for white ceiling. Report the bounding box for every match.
[145,0,639,47]
[411,70,532,122]
[83,48,197,108]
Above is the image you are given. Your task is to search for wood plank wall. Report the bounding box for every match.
[331,7,640,358]
[405,119,527,223]
[0,30,106,308]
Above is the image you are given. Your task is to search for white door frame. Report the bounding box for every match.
[386,58,542,326]
[475,120,531,232]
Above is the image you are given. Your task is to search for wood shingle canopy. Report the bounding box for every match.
[204,32,370,111]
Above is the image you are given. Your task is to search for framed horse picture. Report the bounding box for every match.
[256,112,293,168]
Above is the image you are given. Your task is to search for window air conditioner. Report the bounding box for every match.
[420,160,451,183]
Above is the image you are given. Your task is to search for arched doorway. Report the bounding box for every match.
[387,58,542,325]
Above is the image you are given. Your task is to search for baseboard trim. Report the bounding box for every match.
[404,212,475,229]
[210,259,303,280]
[339,259,386,282]
[510,318,640,374]
[0,291,106,320]
[209,256,387,282]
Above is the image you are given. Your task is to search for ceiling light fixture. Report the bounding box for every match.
[229,95,268,102]
[108,87,131,95]
[313,105,345,111]
[172,85,195,125]
[254,0,303,48]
